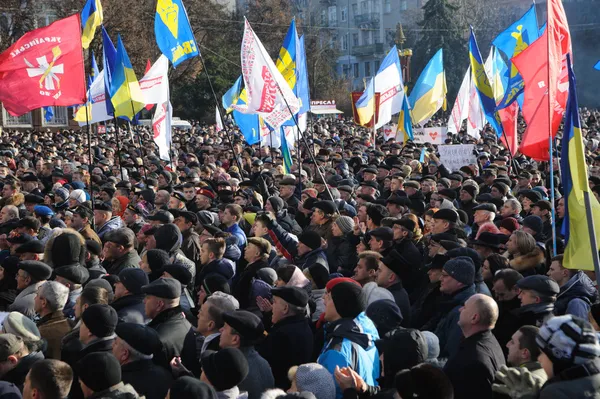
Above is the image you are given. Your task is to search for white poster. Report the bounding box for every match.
[402,126,446,145]
[438,144,477,172]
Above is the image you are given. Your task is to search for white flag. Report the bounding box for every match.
[152,101,172,161]
[233,19,299,129]
[216,107,224,132]
[75,70,112,125]
[373,46,405,129]
[447,67,470,134]
[467,73,485,140]
[139,55,170,105]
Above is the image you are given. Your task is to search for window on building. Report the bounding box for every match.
[3,107,32,127]
[321,10,327,25]
[341,35,348,50]
[362,30,371,45]
[374,60,381,71]
[373,1,380,13]
[341,6,347,21]
[353,63,359,78]
[373,30,380,43]
[361,1,368,14]
[42,107,68,127]
[328,6,337,25]
[365,61,371,77]
[401,0,408,10]
[352,3,358,15]
[353,33,359,46]
[385,0,391,13]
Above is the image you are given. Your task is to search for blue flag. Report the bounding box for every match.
[155,0,199,67]
[43,107,54,122]
[233,111,261,145]
[492,5,539,110]
[102,26,116,116]
[595,60,600,71]
[222,76,243,112]
[296,35,310,115]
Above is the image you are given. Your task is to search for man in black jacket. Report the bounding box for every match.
[101,228,142,275]
[233,237,271,309]
[143,278,193,369]
[377,250,411,327]
[443,293,505,399]
[257,287,313,390]
[391,218,424,294]
[112,323,173,399]
[111,268,149,324]
[491,269,525,353]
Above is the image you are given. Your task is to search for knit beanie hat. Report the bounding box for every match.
[81,304,118,338]
[499,217,520,233]
[145,249,171,273]
[536,315,600,375]
[366,299,404,337]
[268,196,285,213]
[201,348,249,391]
[523,215,543,234]
[295,363,336,399]
[421,331,440,360]
[69,189,87,204]
[202,273,232,297]
[154,224,182,254]
[442,256,475,286]
[335,216,355,235]
[329,280,366,319]
[170,378,217,399]
[54,187,69,201]
[460,184,478,199]
[50,232,85,268]
[75,353,121,392]
[3,312,41,342]
[307,263,330,289]
[299,231,322,251]
[362,282,394,305]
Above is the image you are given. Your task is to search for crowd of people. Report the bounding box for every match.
[0,112,597,399]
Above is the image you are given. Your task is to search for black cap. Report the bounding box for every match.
[115,323,162,356]
[516,275,560,297]
[271,286,309,307]
[473,203,497,213]
[24,194,44,204]
[161,264,192,286]
[222,310,265,343]
[533,200,552,212]
[81,304,118,337]
[75,352,121,392]
[430,232,458,243]
[177,211,197,225]
[201,348,249,391]
[369,227,394,242]
[117,268,149,295]
[93,201,112,212]
[432,209,459,223]
[54,264,90,284]
[169,377,217,399]
[7,233,34,245]
[360,180,379,190]
[14,240,44,254]
[141,277,181,299]
[470,232,505,249]
[381,250,411,277]
[18,261,52,281]
[391,218,416,232]
[147,210,174,224]
[172,191,186,203]
[312,200,336,215]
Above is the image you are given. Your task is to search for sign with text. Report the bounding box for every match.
[402,126,446,144]
[383,123,397,141]
[438,144,477,172]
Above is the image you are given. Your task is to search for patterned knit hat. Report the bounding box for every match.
[536,315,600,375]
[335,216,355,235]
[295,363,336,399]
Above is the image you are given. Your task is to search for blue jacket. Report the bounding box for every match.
[555,271,597,319]
[195,258,235,286]
[96,216,124,241]
[318,313,380,399]
[433,284,476,359]
[224,223,247,249]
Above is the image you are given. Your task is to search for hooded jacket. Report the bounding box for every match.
[155,224,196,284]
[276,208,302,236]
[326,233,358,274]
[196,258,235,286]
[554,271,597,319]
[318,313,380,399]
[96,216,124,240]
[43,230,87,268]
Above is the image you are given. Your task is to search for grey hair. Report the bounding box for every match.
[207,291,240,310]
[3,205,18,219]
[505,198,522,214]
[38,281,69,312]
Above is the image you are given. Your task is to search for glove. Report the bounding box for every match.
[492,365,544,399]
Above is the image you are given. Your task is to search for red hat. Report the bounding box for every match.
[499,217,520,234]
[326,277,360,292]
[196,188,215,200]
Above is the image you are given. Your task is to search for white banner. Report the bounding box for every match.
[233,18,299,129]
[438,144,477,172]
[139,55,169,105]
[403,126,446,144]
[152,101,172,161]
[447,67,470,134]
[216,107,224,132]
[75,70,112,126]
[383,124,397,141]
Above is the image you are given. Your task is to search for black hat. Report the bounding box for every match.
[533,200,552,212]
[202,273,231,297]
[161,264,192,287]
[75,353,121,392]
[54,264,89,284]
[7,233,34,245]
[177,211,197,225]
[201,348,249,391]
[24,194,44,204]
[523,215,543,234]
[85,240,102,257]
[14,240,44,254]
[18,261,52,281]
[148,210,174,224]
[329,281,366,319]
[381,250,411,278]
[279,177,297,186]
[141,277,181,299]
[312,200,336,215]
[221,310,265,343]
[271,286,309,307]
[364,167,377,175]
[21,173,39,182]
[360,181,379,190]
[169,377,217,399]
[369,227,394,242]
[172,191,186,203]
[392,218,415,232]
[81,304,118,337]
[308,264,330,289]
[492,182,510,196]
[117,268,149,295]
[432,209,459,223]
[470,232,505,249]
[386,195,411,207]
[93,201,112,212]
[115,323,162,356]
[438,188,457,201]
[516,275,560,297]
[298,231,322,251]
[104,228,135,248]
[473,203,497,213]
[443,257,475,286]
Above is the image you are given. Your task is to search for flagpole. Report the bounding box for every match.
[82,47,95,215]
[546,0,557,257]
[372,77,376,148]
[113,116,125,179]
[128,101,147,181]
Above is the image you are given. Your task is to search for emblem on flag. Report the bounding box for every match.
[25,46,63,91]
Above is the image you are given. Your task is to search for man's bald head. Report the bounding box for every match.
[459,293,500,337]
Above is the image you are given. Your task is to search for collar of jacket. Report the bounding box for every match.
[37,311,65,325]
[147,305,184,327]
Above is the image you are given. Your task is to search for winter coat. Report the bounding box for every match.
[443,330,506,399]
[60,325,82,369]
[305,219,334,241]
[37,311,71,359]
[87,383,141,399]
[78,224,102,245]
[276,209,302,236]
[2,351,44,390]
[554,271,597,319]
[495,302,555,347]
[102,250,141,276]
[233,258,270,309]
[539,358,600,399]
[147,305,193,369]
[459,199,479,225]
[196,258,235,286]
[392,238,424,295]
[492,296,522,356]
[96,216,124,241]
[509,249,545,276]
[410,281,442,329]
[121,359,173,399]
[238,346,275,399]
[70,337,116,399]
[172,250,197,287]
[326,234,358,274]
[224,223,247,249]
[431,284,476,359]
[63,288,81,321]
[318,313,380,399]
[8,281,45,319]
[110,293,147,324]
[297,247,329,272]
[0,218,19,237]
[257,314,314,390]
[311,288,326,322]
[180,227,202,269]
[386,281,411,327]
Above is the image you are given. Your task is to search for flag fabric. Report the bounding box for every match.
[499,102,519,155]
[144,59,154,110]
[397,94,413,142]
[277,19,302,145]
[595,60,600,71]
[281,128,293,174]
[109,35,145,121]
[102,26,116,116]
[467,72,486,140]
[262,125,281,148]
[89,51,100,87]
[81,0,103,49]
[560,58,600,271]
[215,106,224,132]
[139,55,169,106]
[447,67,470,134]
[373,46,405,129]
[296,35,311,124]
[43,106,54,122]
[152,101,172,161]
[409,48,447,126]
[355,78,377,126]
[233,19,299,130]
[74,69,112,125]
[469,28,503,136]
[492,5,539,109]
[232,81,261,145]
[222,76,243,112]
[0,14,86,116]
[512,0,571,160]
[155,0,199,67]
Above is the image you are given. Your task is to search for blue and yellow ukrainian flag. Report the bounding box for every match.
[109,35,145,121]
[560,58,600,271]
[89,51,100,88]
[81,0,103,49]
[102,26,117,116]
[296,35,311,115]
[355,78,376,126]
[397,93,413,142]
[276,19,298,93]
[155,0,199,67]
[469,28,503,136]
[222,76,242,113]
[408,48,446,126]
[281,129,293,174]
[232,87,261,145]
